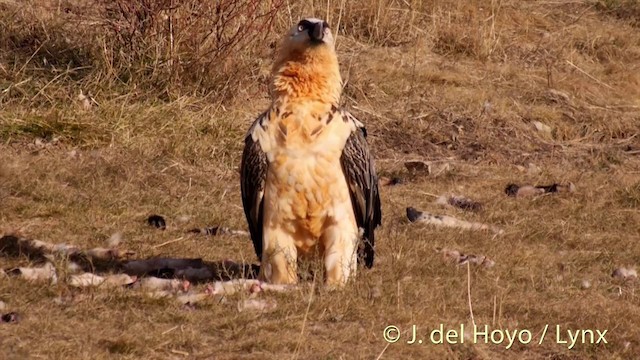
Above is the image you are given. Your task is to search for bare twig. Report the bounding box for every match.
[153,237,185,249]
[565,60,614,90]
[467,262,476,328]
[291,274,317,360]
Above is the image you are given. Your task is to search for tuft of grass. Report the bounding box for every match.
[617,182,640,208]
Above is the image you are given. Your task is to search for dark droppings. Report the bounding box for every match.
[406,207,423,222]
[147,215,166,230]
[1,312,19,323]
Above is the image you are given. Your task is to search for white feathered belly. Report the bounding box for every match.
[262,148,354,253]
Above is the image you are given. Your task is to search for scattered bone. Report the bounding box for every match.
[147,215,166,230]
[248,282,297,294]
[210,279,261,295]
[0,235,134,269]
[6,262,58,283]
[1,234,260,286]
[107,232,122,248]
[188,226,249,236]
[176,215,192,223]
[237,299,277,313]
[581,279,591,289]
[505,183,576,197]
[176,285,224,306]
[379,176,403,186]
[68,273,106,287]
[176,292,214,306]
[435,194,482,212]
[144,286,218,306]
[68,273,136,288]
[1,312,20,323]
[612,267,637,281]
[131,277,190,293]
[407,207,503,235]
[436,247,495,268]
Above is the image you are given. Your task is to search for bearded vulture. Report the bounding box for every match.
[240,18,381,287]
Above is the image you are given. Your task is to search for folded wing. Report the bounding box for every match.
[240,111,269,261]
[339,110,382,268]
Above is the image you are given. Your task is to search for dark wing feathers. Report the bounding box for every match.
[340,110,382,268]
[240,111,269,261]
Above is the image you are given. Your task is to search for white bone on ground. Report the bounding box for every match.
[17,262,58,283]
[134,277,189,292]
[237,299,277,312]
[211,279,261,295]
[107,232,122,248]
[68,273,136,287]
[415,211,503,234]
[176,292,212,305]
[612,267,638,280]
[515,185,545,197]
[69,273,105,287]
[51,243,80,255]
[249,282,297,294]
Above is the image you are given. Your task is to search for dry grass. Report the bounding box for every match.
[1,0,640,359]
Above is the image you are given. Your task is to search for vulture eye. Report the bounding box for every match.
[297,24,305,32]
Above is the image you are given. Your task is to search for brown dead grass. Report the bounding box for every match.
[2,0,640,359]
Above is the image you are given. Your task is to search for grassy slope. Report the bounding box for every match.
[1,1,640,359]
